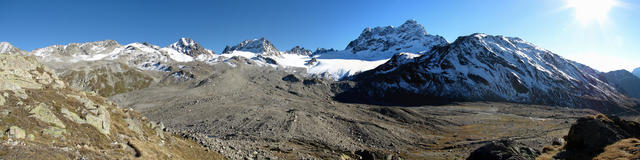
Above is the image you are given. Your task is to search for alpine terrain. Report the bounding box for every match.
[1,20,640,160]
[0,54,223,159]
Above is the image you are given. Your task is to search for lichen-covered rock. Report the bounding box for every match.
[6,126,26,139]
[29,103,66,129]
[0,95,5,105]
[42,126,66,138]
[125,117,144,138]
[0,55,65,98]
[83,105,111,135]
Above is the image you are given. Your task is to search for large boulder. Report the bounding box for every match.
[564,114,640,157]
[467,140,540,160]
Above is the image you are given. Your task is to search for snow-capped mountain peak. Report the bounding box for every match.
[222,37,280,56]
[345,20,448,56]
[169,37,214,57]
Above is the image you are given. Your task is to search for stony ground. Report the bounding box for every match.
[110,60,598,159]
[0,55,224,159]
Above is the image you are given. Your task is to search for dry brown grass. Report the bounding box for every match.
[594,138,640,160]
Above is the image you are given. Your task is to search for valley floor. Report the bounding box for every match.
[109,64,597,159]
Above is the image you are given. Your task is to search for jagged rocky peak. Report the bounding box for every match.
[345,19,448,54]
[169,37,214,56]
[285,46,312,56]
[222,37,280,56]
[0,42,25,54]
[312,48,336,55]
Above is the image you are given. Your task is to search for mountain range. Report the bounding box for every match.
[1,20,638,113]
[3,19,640,159]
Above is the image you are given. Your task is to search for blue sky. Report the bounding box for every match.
[1,0,638,71]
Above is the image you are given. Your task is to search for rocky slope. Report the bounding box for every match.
[601,70,640,99]
[0,54,223,159]
[633,67,640,78]
[341,33,637,113]
[55,61,155,97]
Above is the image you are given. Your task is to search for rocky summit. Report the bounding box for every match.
[170,38,216,57]
[345,19,448,56]
[222,38,281,56]
[0,54,223,159]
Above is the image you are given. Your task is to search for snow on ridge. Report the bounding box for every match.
[0,42,16,54]
[363,32,627,108]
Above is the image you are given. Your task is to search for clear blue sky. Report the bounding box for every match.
[1,0,638,71]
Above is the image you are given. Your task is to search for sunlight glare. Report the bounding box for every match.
[566,0,617,24]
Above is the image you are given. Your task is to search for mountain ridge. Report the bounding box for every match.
[339,33,637,113]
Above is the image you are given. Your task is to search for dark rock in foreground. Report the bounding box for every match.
[564,114,640,158]
[467,140,540,160]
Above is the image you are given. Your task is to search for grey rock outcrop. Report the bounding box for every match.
[467,140,540,160]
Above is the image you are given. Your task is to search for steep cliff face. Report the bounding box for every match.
[0,54,223,159]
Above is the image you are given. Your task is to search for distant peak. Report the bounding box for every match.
[285,45,312,56]
[170,37,213,56]
[400,19,419,28]
[82,40,119,46]
[0,42,20,54]
[223,37,279,55]
[177,37,197,46]
[0,42,14,47]
[345,20,447,54]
